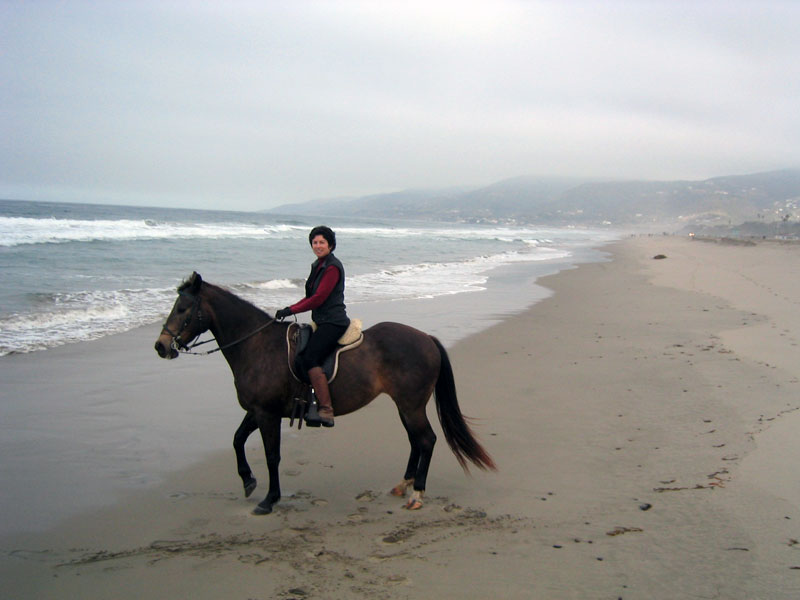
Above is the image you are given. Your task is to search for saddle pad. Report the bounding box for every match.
[288,321,364,384]
[310,318,362,344]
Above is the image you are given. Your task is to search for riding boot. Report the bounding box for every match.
[307,367,335,428]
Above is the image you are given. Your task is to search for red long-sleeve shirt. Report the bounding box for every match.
[289,265,340,314]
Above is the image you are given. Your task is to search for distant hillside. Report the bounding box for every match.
[266,169,800,230]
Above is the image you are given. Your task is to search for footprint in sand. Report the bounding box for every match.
[168,491,191,499]
[8,549,57,563]
[171,518,210,536]
[311,498,328,506]
[102,564,133,573]
[356,490,379,502]
[381,534,403,544]
[348,505,370,520]
[381,529,413,544]
[368,551,410,563]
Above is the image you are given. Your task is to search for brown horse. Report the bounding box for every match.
[154,272,495,515]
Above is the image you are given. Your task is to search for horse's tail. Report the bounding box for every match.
[432,336,497,473]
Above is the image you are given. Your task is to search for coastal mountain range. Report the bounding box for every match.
[267,168,800,232]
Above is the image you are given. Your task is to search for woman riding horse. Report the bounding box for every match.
[275,225,348,427]
[155,271,496,514]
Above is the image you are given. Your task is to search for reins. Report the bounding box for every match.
[162,289,278,356]
[177,318,277,355]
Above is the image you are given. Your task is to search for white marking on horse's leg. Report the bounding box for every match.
[404,490,424,510]
[390,478,414,497]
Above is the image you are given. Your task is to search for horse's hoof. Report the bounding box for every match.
[403,490,424,510]
[244,478,257,498]
[390,479,414,497]
[252,502,273,515]
[404,498,424,510]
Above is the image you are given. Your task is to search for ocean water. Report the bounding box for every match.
[0,199,618,355]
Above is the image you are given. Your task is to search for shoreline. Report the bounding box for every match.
[3,235,800,599]
[0,243,610,538]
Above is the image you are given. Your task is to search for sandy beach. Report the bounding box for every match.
[2,235,800,599]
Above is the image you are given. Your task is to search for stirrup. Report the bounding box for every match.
[304,398,323,428]
[305,395,334,428]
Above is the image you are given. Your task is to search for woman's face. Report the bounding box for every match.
[311,234,331,259]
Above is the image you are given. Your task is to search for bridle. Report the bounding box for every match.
[160,290,205,353]
[160,289,277,356]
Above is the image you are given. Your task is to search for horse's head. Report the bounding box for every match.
[154,272,209,359]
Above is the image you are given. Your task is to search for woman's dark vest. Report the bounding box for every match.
[305,253,349,327]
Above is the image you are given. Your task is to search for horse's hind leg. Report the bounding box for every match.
[393,409,436,510]
[390,413,419,498]
[233,411,258,498]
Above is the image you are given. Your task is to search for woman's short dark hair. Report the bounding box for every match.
[309,225,336,251]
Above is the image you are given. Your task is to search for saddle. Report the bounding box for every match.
[287,320,363,429]
[286,319,364,385]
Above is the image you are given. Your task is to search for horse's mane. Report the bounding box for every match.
[179,277,273,319]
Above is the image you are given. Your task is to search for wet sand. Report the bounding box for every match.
[2,235,800,599]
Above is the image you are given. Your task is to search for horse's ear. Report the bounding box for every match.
[190,272,202,292]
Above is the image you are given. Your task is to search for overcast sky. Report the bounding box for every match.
[2,1,799,211]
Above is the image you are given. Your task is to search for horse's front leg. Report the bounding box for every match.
[253,413,282,515]
[233,411,259,498]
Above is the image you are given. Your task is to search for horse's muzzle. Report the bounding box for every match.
[154,336,179,359]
